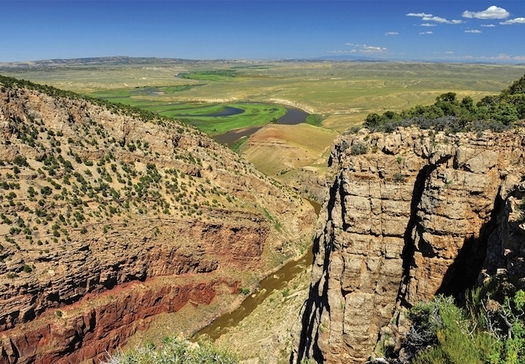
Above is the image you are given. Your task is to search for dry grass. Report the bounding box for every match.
[240,124,337,177]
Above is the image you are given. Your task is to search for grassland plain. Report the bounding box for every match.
[3,61,525,131]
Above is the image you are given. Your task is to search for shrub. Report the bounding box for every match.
[408,289,525,364]
[393,173,406,183]
[13,155,29,167]
[101,337,237,364]
[361,75,525,135]
[350,142,368,155]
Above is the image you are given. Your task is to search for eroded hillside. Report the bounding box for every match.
[0,77,315,363]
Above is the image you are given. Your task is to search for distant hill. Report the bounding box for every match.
[0,56,265,69]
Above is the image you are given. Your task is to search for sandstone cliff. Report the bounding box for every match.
[0,78,316,363]
[296,126,525,363]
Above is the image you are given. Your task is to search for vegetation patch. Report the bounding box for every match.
[102,337,237,364]
[305,114,324,126]
[87,87,288,135]
[179,69,237,81]
[361,74,525,134]
[406,286,525,364]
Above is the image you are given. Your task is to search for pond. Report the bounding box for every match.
[179,106,245,117]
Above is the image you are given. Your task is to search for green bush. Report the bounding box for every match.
[101,337,237,364]
[362,74,525,134]
[350,142,368,155]
[408,289,525,364]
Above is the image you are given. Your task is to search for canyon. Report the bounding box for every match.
[0,78,316,363]
[3,71,525,364]
[296,126,525,362]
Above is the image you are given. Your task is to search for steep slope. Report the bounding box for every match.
[0,76,316,363]
[296,126,525,363]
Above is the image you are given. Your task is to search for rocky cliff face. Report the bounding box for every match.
[0,79,316,363]
[297,126,525,363]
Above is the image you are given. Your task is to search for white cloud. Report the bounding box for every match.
[462,6,509,19]
[423,16,448,23]
[465,30,482,33]
[500,17,525,25]
[419,31,433,35]
[421,23,436,27]
[407,12,432,17]
[481,24,496,27]
[407,12,463,24]
[345,43,387,53]
[385,32,399,36]
[361,45,387,53]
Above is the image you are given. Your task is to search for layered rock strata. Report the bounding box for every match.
[297,126,525,363]
[0,81,316,363]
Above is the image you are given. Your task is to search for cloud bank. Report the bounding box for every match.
[500,17,525,25]
[462,6,510,19]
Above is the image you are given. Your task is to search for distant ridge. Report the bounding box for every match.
[0,56,256,68]
[1,55,522,70]
[312,54,386,62]
[0,56,198,68]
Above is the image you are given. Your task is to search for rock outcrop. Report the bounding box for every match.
[0,78,316,363]
[297,126,525,363]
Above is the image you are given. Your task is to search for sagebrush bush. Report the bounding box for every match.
[101,337,237,364]
[408,289,525,364]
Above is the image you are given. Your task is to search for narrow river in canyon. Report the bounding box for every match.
[195,200,321,340]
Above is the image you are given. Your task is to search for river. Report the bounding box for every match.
[212,106,309,148]
[195,200,320,341]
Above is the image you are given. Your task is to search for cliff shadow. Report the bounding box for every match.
[397,164,437,308]
[436,191,505,302]
[293,174,344,364]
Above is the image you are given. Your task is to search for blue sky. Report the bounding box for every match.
[1,1,524,63]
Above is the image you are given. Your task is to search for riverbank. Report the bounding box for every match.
[192,200,320,362]
[212,106,309,148]
[206,251,313,363]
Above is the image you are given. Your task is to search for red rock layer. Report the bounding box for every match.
[1,278,239,364]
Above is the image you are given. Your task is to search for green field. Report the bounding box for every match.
[179,69,237,81]
[88,86,287,134]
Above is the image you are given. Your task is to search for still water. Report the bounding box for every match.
[212,106,309,148]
